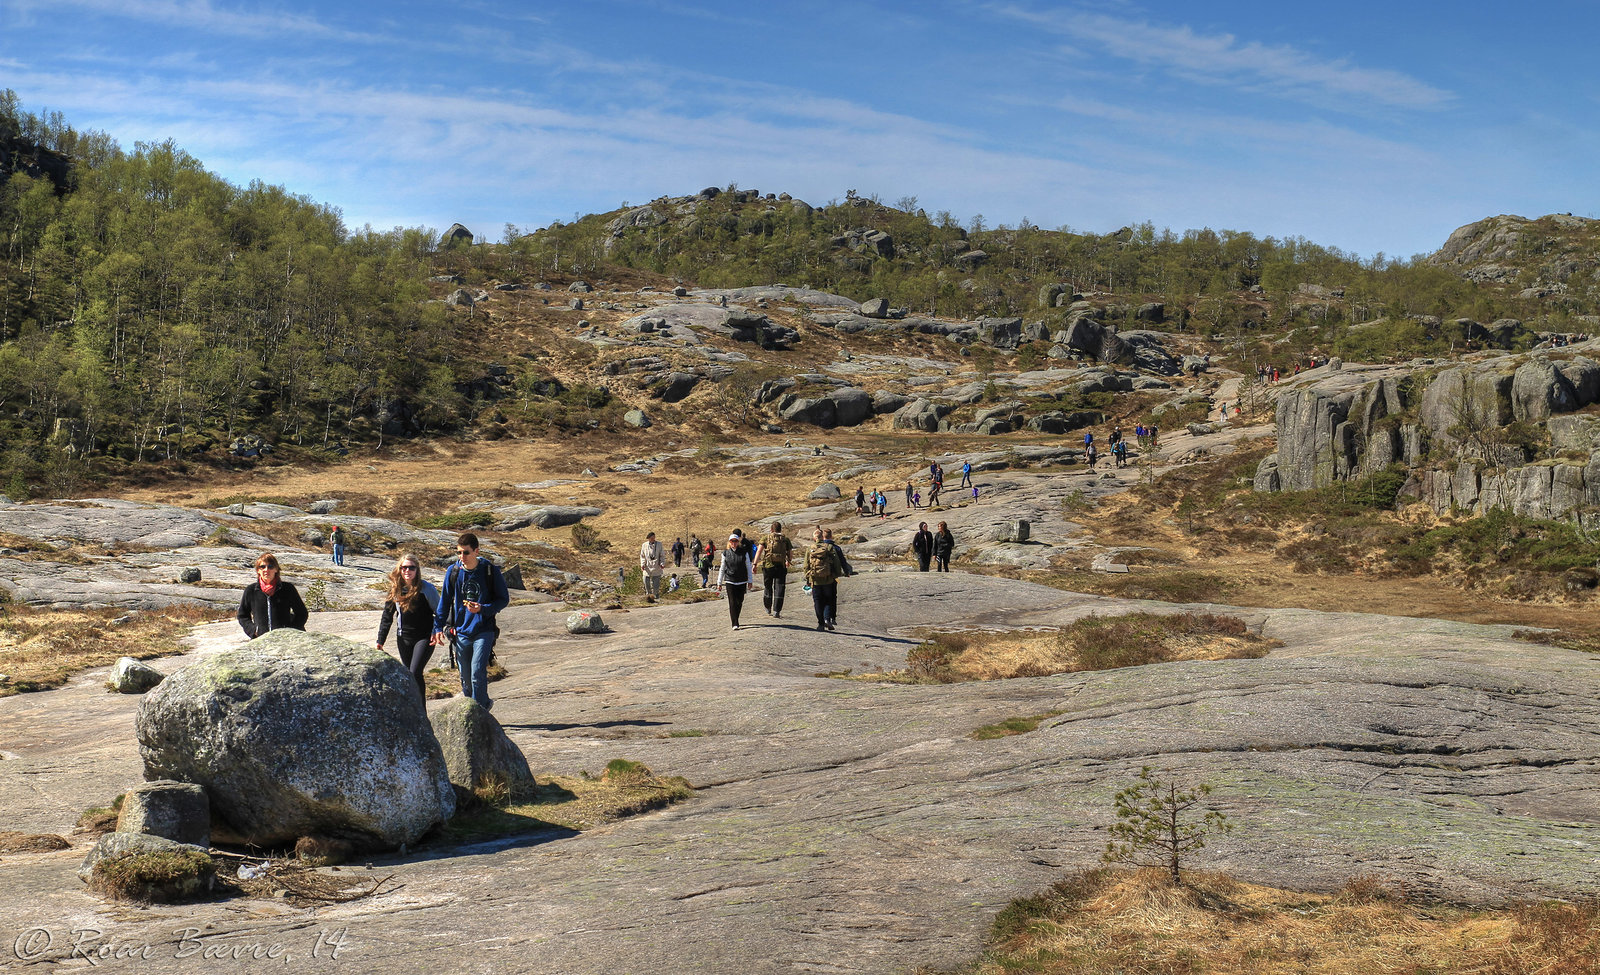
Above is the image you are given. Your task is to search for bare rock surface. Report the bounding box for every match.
[3,572,1597,973]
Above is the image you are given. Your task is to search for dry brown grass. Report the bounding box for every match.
[443,761,694,840]
[0,605,213,695]
[966,867,1600,975]
[892,613,1276,684]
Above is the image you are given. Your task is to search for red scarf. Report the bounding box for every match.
[259,576,278,597]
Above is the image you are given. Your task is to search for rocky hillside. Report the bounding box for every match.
[1429,212,1600,303]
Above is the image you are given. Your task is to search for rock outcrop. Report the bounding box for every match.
[1257,345,1600,524]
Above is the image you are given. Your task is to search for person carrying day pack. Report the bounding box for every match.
[432,532,510,711]
[805,527,844,631]
[716,532,756,630]
[755,521,794,619]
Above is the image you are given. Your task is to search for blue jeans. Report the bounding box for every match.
[457,631,496,709]
[332,543,345,566]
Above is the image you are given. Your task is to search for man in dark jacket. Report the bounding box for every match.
[432,533,510,710]
[911,522,935,572]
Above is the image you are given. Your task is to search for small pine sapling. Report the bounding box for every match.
[1103,766,1232,885]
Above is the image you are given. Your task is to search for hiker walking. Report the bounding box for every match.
[1112,438,1128,468]
[329,525,346,566]
[237,552,308,639]
[697,539,716,588]
[671,536,685,568]
[376,553,440,696]
[805,527,844,631]
[716,532,756,630]
[911,522,934,572]
[432,532,510,711]
[1086,442,1098,469]
[855,485,867,517]
[690,535,703,564]
[905,480,915,510]
[639,532,666,601]
[928,478,943,507]
[959,461,972,488]
[755,521,794,619]
[933,522,954,572]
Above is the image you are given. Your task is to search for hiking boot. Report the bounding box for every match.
[816,623,826,631]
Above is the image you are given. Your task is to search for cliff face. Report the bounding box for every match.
[0,135,72,192]
[1255,345,1600,525]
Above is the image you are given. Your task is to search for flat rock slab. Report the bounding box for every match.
[1,574,1597,974]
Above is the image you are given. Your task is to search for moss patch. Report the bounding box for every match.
[443,761,693,841]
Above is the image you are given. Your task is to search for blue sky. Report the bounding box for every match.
[2,0,1595,259]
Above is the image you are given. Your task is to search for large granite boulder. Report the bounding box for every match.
[827,388,874,427]
[429,698,536,795]
[871,390,911,414]
[977,317,1023,350]
[134,630,455,850]
[858,298,890,318]
[892,398,949,432]
[781,397,838,428]
[116,780,210,846]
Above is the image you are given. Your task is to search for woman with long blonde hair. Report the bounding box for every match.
[376,553,440,696]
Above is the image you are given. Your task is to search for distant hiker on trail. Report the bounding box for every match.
[237,552,308,639]
[855,485,867,517]
[639,532,666,602]
[1086,442,1098,469]
[912,489,922,509]
[1111,426,1122,445]
[755,521,794,619]
[959,461,973,488]
[911,522,934,572]
[805,527,844,631]
[1083,431,1094,448]
[1149,425,1160,448]
[376,553,440,696]
[668,574,680,594]
[697,540,716,588]
[933,522,954,572]
[1112,438,1128,468]
[905,480,915,510]
[329,525,346,566]
[971,484,980,502]
[716,532,756,630]
[671,537,685,568]
[928,479,943,507]
[690,535,703,564]
[433,533,510,711]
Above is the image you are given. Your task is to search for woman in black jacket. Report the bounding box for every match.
[375,553,440,695]
[236,552,309,638]
[933,522,955,572]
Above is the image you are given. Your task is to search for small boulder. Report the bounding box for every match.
[116,780,210,847]
[79,833,216,902]
[566,611,606,634]
[999,520,1031,543]
[178,567,202,584]
[110,657,165,694]
[307,499,339,514]
[858,298,891,318]
[428,697,535,795]
[624,409,652,429]
[502,564,526,591]
[810,484,843,500]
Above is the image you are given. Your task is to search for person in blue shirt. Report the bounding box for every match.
[431,532,510,710]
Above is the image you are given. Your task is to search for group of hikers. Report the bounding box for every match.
[238,532,510,709]
[237,436,1150,706]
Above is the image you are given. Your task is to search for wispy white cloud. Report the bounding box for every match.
[8,0,378,43]
[983,2,1452,110]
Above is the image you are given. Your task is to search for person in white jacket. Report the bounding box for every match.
[639,532,666,601]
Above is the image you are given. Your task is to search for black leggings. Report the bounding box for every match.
[726,584,747,626]
[397,632,434,695]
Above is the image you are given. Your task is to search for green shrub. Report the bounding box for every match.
[415,511,493,530]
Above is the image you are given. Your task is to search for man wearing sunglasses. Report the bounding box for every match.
[432,533,510,710]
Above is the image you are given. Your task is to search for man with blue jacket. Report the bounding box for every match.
[432,532,510,710]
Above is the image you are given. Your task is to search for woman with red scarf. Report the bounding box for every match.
[236,552,309,638]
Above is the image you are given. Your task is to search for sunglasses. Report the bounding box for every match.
[401,565,419,572]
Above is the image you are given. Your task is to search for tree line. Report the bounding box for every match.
[0,92,473,496]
